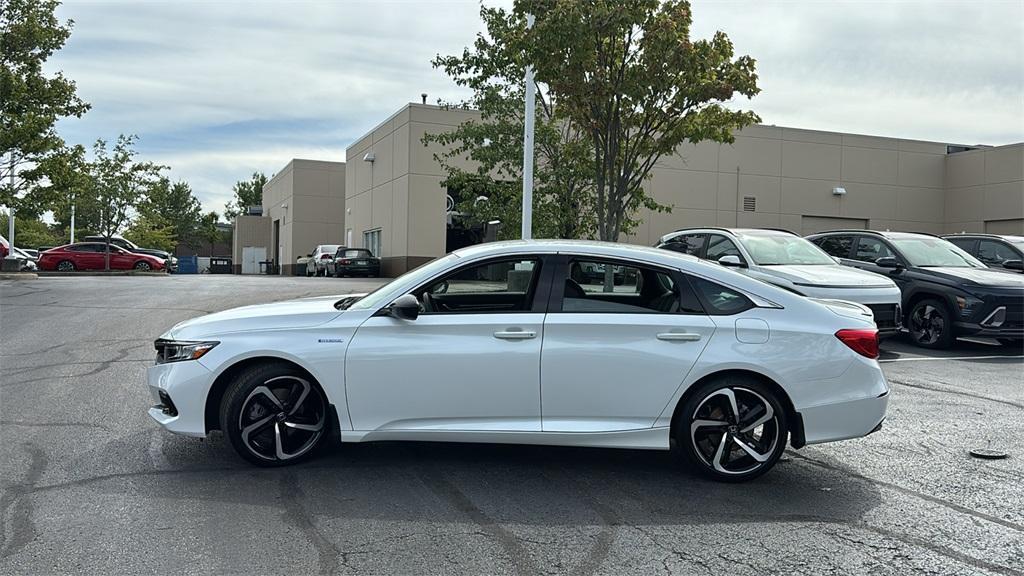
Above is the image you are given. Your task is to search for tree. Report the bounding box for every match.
[223,172,268,220]
[0,214,60,249]
[1,0,90,216]
[123,212,176,253]
[520,0,760,241]
[140,177,203,249]
[198,211,223,257]
[427,5,595,241]
[86,135,165,269]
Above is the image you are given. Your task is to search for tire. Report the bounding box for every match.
[56,260,76,272]
[219,363,329,467]
[134,261,151,271]
[305,267,313,277]
[673,376,788,482]
[907,298,955,349]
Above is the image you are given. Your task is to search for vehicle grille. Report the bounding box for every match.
[867,304,901,330]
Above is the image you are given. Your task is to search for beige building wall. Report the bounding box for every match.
[343,102,1023,274]
[231,214,271,274]
[345,104,480,276]
[943,143,1024,234]
[263,159,346,275]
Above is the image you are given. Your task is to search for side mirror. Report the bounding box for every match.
[832,256,843,265]
[718,255,744,267]
[875,257,901,269]
[306,253,312,258]
[1002,259,1023,270]
[387,294,420,321]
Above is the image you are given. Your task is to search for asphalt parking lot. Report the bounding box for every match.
[1,275,1022,575]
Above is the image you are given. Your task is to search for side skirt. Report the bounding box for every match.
[342,427,672,450]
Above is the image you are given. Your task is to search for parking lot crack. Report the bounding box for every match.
[888,377,1024,410]
[0,443,47,560]
[278,471,341,576]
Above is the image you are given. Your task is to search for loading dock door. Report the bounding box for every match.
[241,246,267,274]
[801,216,867,235]
[985,219,1024,235]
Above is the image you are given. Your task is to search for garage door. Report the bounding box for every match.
[985,219,1024,235]
[801,216,867,235]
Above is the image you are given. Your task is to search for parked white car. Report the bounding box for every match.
[305,244,341,277]
[148,240,888,481]
[656,228,903,335]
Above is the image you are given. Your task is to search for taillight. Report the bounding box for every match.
[320,254,332,259]
[835,328,879,359]
[340,259,351,265]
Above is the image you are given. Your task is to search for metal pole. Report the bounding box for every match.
[521,13,536,241]
[8,154,14,247]
[70,201,76,243]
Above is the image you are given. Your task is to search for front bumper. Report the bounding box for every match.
[147,359,215,437]
[955,299,1024,338]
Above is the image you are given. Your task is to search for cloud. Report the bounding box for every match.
[48,0,1023,215]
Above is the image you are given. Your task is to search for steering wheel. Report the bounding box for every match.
[421,292,435,313]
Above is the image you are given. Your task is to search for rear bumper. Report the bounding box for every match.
[336,265,380,276]
[796,357,890,445]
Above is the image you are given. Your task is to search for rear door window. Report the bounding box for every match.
[688,276,755,316]
[561,259,704,314]
[661,233,705,256]
[815,236,855,259]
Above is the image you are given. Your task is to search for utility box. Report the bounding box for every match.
[209,257,232,274]
[1,256,21,272]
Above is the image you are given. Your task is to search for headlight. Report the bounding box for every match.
[155,339,219,364]
[170,257,178,264]
[955,295,984,317]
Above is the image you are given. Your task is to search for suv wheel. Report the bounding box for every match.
[908,298,955,349]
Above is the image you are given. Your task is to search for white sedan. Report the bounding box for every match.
[148,240,889,481]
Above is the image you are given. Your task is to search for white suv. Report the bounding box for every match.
[657,228,903,335]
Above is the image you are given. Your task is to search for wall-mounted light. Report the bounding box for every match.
[832,187,847,196]
[363,152,375,163]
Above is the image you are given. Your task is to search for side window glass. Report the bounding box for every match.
[417,259,539,314]
[946,238,974,252]
[563,260,703,314]
[816,236,854,258]
[706,235,743,263]
[978,240,1015,264]
[662,233,704,256]
[853,237,895,263]
[689,276,754,316]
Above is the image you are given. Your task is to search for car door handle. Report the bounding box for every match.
[493,330,537,340]
[656,332,702,342]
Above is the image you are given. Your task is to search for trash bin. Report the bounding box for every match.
[176,256,198,274]
[209,257,232,274]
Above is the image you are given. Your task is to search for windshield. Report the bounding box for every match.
[891,237,985,267]
[345,254,459,311]
[739,234,836,265]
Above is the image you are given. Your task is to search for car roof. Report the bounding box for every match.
[942,233,1024,242]
[808,229,942,240]
[451,239,701,266]
[664,227,796,238]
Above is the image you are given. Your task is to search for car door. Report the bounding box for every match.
[344,255,551,432]
[77,244,105,269]
[109,247,134,269]
[847,236,913,288]
[540,255,716,432]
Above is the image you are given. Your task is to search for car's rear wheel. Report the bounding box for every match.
[56,260,75,272]
[220,363,329,467]
[908,298,954,349]
[674,377,788,482]
[134,261,151,271]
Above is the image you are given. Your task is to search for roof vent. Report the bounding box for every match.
[743,196,756,212]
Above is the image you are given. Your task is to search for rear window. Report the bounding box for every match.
[341,249,373,258]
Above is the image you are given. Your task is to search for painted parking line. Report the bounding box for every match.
[879,355,1024,363]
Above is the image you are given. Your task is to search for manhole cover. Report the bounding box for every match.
[969,448,1008,460]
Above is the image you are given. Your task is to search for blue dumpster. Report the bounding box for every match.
[176,255,198,274]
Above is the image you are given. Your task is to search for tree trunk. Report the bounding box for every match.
[104,238,111,271]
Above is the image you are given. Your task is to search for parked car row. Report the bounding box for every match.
[1,233,178,274]
[655,228,1024,349]
[305,244,381,278]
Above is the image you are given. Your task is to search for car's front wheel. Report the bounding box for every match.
[220,363,329,466]
[134,261,151,271]
[56,260,75,272]
[674,377,788,482]
[908,298,954,349]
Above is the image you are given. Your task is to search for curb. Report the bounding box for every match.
[36,271,169,277]
[0,272,38,280]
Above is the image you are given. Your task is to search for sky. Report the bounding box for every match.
[48,0,1024,216]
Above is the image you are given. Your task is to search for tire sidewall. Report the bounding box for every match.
[219,363,329,467]
[673,376,789,483]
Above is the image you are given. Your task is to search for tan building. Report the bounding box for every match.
[236,102,1022,276]
[232,159,346,275]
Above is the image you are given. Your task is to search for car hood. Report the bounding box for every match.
[919,267,1024,288]
[759,265,894,288]
[167,295,347,339]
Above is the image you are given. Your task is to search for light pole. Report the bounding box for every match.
[521,13,536,240]
[7,154,14,247]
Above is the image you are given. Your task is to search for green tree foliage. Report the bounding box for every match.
[198,210,224,256]
[0,213,60,249]
[123,212,176,253]
[140,177,203,248]
[85,135,166,269]
[521,0,760,240]
[427,5,594,240]
[223,172,268,220]
[1,0,90,210]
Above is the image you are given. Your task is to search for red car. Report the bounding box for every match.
[39,242,166,272]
